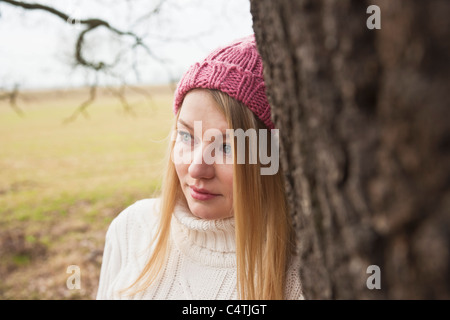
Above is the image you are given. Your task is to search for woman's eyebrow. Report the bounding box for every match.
[177,118,230,137]
[177,118,193,131]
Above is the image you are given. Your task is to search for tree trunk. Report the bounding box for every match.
[250,0,450,299]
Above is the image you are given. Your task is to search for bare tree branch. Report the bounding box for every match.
[0,0,159,71]
[107,84,136,116]
[0,0,171,119]
[131,0,165,29]
[62,84,97,124]
[0,84,24,117]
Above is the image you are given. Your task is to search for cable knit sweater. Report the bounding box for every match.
[96,198,303,300]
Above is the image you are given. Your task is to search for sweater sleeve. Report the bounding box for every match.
[96,198,160,299]
[96,213,123,300]
[284,256,304,300]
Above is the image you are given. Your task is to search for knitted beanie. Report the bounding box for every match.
[173,35,274,130]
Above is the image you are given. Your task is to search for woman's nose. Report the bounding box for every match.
[188,144,215,179]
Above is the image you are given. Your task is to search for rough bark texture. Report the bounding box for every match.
[250,0,450,299]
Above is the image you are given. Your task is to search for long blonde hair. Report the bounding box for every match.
[125,89,294,299]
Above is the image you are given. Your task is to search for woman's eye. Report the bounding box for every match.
[221,144,232,155]
[177,130,192,143]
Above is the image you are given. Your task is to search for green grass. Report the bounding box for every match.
[0,85,175,299]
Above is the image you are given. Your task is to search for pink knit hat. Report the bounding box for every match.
[173,35,274,130]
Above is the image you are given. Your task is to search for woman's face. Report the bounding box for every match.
[173,89,234,220]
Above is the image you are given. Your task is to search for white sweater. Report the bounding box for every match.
[96,198,303,299]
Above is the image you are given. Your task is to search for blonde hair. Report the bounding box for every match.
[124,89,294,299]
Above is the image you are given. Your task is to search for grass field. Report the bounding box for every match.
[0,85,175,299]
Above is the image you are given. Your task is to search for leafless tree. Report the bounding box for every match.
[0,0,171,121]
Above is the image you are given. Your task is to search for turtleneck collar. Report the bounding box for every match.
[171,202,236,268]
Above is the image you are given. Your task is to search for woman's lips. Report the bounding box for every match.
[189,186,219,201]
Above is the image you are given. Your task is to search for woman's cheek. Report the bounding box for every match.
[217,163,234,198]
[173,145,188,181]
[172,141,192,168]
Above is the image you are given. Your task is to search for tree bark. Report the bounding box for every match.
[250,0,450,299]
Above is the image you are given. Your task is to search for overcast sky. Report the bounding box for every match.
[0,0,254,89]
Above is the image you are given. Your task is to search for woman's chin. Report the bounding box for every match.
[186,199,231,220]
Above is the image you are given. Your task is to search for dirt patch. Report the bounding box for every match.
[0,228,48,275]
[0,222,106,300]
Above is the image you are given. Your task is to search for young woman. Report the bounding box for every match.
[96,35,303,300]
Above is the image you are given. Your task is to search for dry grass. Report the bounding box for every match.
[0,85,175,299]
